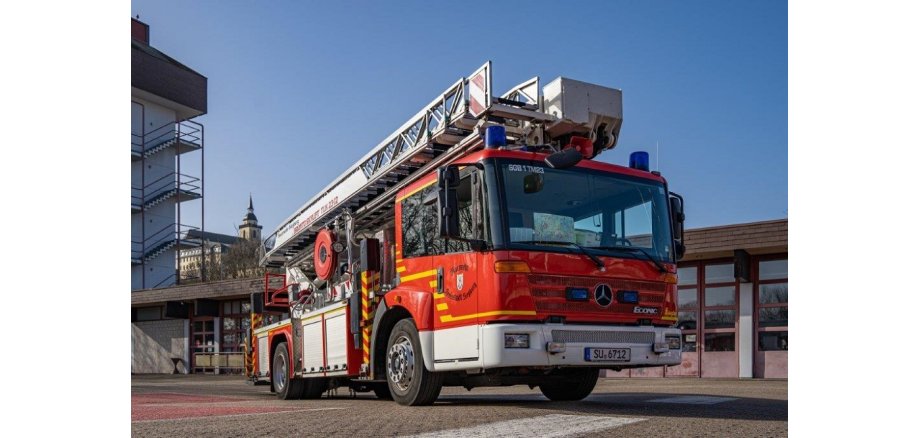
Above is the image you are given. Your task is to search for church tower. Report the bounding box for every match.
[238,195,262,241]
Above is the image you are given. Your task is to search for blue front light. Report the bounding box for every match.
[566,287,589,301]
[617,290,639,304]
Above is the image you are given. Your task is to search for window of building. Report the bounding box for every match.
[704,333,736,352]
[756,257,788,352]
[221,299,251,354]
[677,267,697,285]
[702,261,737,351]
[705,286,736,307]
[677,288,697,330]
[192,319,216,358]
[135,306,161,321]
[758,331,788,351]
[705,263,734,283]
[676,264,700,349]
[758,259,788,281]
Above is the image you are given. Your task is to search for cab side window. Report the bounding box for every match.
[401,184,442,258]
[445,174,474,253]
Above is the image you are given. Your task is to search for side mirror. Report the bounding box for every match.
[544,148,582,169]
[669,194,686,260]
[438,166,460,238]
[438,166,460,189]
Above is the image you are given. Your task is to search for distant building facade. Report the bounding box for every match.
[178,196,263,280]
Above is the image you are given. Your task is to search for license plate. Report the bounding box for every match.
[584,348,631,362]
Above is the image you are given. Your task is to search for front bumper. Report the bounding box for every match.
[481,323,682,369]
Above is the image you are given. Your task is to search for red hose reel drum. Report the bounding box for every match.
[314,229,337,280]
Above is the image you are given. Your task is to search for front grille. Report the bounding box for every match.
[552,330,655,344]
[528,274,667,292]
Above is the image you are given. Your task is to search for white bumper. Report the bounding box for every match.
[480,323,682,369]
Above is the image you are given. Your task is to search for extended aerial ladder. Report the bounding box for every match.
[260,61,624,279]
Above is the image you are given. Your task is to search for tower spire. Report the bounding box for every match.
[248,193,253,212]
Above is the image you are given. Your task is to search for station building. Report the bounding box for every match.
[606,218,788,379]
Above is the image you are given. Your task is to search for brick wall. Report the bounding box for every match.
[132,320,188,374]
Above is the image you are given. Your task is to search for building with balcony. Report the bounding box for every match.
[131,17,206,290]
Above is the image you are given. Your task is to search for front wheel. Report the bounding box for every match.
[539,368,599,401]
[386,319,443,406]
[273,342,304,400]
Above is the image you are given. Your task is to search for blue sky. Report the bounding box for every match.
[132,0,787,237]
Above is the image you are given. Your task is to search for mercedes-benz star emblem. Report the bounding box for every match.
[594,284,613,307]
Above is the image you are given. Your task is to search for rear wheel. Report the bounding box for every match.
[386,319,443,406]
[273,342,304,400]
[539,368,599,401]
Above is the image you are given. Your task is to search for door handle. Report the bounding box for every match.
[436,267,443,293]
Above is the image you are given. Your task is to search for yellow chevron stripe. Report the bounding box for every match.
[396,179,437,203]
[429,280,438,288]
[439,310,538,323]
[436,303,448,311]
[400,269,438,282]
[396,266,406,273]
[433,292,445,299]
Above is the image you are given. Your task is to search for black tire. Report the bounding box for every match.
[372,382,392,400]
[273,342,304,400]
[539,368,600,401]
[385,319,443,406]
[301,377,328,399]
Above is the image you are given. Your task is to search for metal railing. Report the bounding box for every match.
[132,120,204,156]
[132,171,202,209]
[131,223,200,261]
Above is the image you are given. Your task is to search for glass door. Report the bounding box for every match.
[191,317,215,373]
[667,264,701,377]
[700,262,739,378]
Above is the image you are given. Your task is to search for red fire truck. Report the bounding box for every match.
[246,62,686,405]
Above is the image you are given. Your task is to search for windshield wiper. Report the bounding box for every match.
[589,245,667,273]
[513,240,606,270]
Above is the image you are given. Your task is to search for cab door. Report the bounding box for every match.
[433,169,481,364]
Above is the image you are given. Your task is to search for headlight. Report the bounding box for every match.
[504,333,530,348]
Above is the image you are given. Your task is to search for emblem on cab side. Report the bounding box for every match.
[457,273,464,291]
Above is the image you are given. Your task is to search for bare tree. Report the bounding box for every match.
[222,238,266,279]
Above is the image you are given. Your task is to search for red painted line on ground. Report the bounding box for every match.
[132,405,304,421]
[132,392,248,405]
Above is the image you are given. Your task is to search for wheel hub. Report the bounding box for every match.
[274,352,287,392]
[387,335,414,392]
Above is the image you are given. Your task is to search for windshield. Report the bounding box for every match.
[497,159,673,263]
